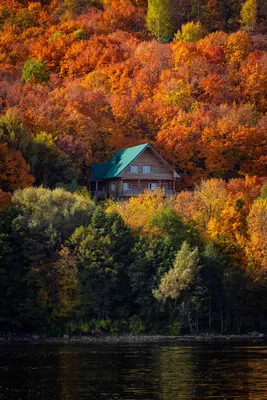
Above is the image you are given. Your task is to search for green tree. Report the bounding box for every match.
[146,0,173,43]
[0,187,95,332]
[240,0,257,31]
[27,132,77,188]
[129,234,175,330]
[154,241,200,325]
[12,187,95,246]
[0,109,30,152]
[260,183,267,199]
[201,243,227,331]
[174,21,204,42]
[0,115,76,188]
[155,242,199,300]
[22,59,50,84]
[70,207,135,320]
[148,206,189,247]
[0,207,25,331]
[11,7,39,30]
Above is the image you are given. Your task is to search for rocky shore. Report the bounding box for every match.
[0,332,266,345]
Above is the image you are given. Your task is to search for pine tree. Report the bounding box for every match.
[240,0,257,31]
[146,0,173,43]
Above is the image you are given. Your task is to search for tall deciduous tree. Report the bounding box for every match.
[154,241,199,301]
[154,241,200,326]
[240,0,257,31]
[146,0,172,43]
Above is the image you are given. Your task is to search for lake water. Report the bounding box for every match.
[1,342,267,399]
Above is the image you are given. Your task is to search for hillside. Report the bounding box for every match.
[0,0,266,191]
[0,0,267,336]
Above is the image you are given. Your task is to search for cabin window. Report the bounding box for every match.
[111,182,116,191]
[148,183,159,190]
[123,182,131,191]
[142,165,154,173]
[126,165,138,173]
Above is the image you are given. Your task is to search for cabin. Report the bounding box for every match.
[90,143,180,199]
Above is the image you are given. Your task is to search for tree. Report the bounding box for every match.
[106,189,168,234]
[154,241,200,328]
[247,198,267,269]
[225,30,251,68]
[1,187,95,331]
[129,234,175,328]
[0,110,30,152]
[52,246,80,320]
[148,206,189,247]
[11,187,95,247]
[70,207,135,320]
[154,241,199,301]
[0,142,34,192]
[0,206,26,332]
[0,190,11,208]
[240,0,257,31]
[27,131,78,188]
[202,243,226,331]
[22,58,50,84]
[174,21,204,42]
[241,51,267,113]
[146,0,172,43]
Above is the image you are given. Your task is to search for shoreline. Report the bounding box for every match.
[0,333,266,345]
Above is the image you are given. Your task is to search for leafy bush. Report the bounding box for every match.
[129,316,145,335]
[167,321,181,336]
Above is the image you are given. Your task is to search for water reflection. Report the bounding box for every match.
[158,346,195,399]
[1,343,267,399]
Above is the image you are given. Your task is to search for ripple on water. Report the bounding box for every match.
[1,343,267,400]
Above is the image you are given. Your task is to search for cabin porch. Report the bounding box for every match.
[90,179,176,199]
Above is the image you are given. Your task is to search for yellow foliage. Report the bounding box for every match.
[225,30,251,67]
[247,198,267,269]
[172,41,198,68]
[105,188,169,233]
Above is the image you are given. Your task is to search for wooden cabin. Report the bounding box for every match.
[90,143,180,199]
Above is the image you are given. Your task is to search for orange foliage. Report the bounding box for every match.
[175,177,267,268]
[0,0,266,189]
[0,143,35,191]
[241,51,267,113]
[100,0,145,34]
[247,198,267,269]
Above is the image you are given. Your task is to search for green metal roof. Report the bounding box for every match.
[91,143,149,180]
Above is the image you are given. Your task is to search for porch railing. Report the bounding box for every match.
[92,188,176,198]
[118,188,176,197]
